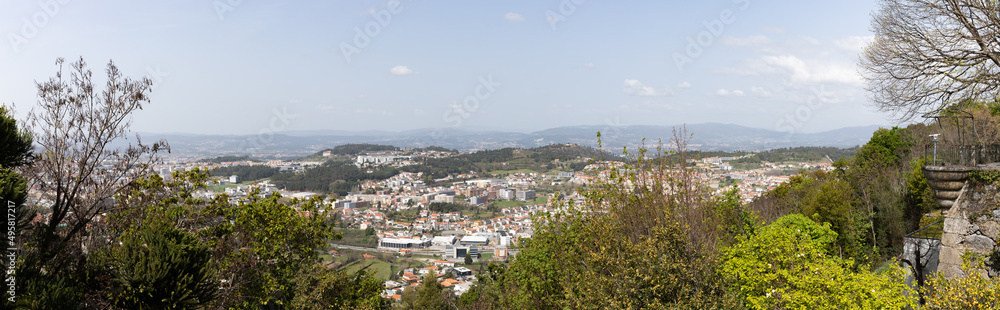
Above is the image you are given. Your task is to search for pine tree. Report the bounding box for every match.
[414,271,449,310]
[96,220,217,308]
[0,104,31,206]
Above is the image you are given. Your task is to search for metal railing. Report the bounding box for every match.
[924,144,1000,166]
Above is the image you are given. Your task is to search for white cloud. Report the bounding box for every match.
[390,65,416,75]
[745,55,861,85]
[677,81,691,88]
[583,63,595,68]
[762,55,811,82]
[724,53,863,86]
[505,12,525,22]
[722,35,772,47]
[751,86,771,97]
[623,79,667,96]
[833,36,874,52]
[716,89,745,96]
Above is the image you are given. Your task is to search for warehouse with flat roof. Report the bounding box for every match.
[378,238,431,249]
[459,235,489,246]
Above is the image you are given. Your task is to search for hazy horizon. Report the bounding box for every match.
[133,122,885,137]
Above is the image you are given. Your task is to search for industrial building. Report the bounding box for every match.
[460,235,489,246]
[378,238,431,249]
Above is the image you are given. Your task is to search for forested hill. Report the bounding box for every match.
[270,161,398,196]
[401,144,619,179]
[297,144,459,162]
[241,144,616,194]
[664,146,857,163]
[198,155,258,163]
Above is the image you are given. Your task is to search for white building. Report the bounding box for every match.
[432,235,456,246]
[499,188,515,200]
[378,238,431,249]
[460,235,489,246]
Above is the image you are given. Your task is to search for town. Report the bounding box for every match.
[149,143,842,301]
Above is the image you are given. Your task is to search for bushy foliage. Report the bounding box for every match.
[200,190,337,308]
[0,105,33,169]
[923,252,1000,309]
[497,131,746,309]
[722,214,914,309]
[968,169,1000,187]
[428,202,466,213]
[748,126,932,265]
[289,263,386,310]
[91,220,216,308]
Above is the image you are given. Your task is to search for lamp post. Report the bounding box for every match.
[929,134,940,165]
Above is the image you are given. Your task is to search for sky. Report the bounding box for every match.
[0,0,890,135]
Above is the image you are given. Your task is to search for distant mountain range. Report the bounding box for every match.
[136,123,882,159]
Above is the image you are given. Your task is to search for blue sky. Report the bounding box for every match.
[0,0,888,135]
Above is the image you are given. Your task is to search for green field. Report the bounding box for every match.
[206,180,260,192]
[340,259,394,280]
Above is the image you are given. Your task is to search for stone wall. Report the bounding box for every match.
[938,183,1000,279]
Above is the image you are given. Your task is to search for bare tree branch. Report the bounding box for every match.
[22,57,169,272]
[862,0,1000,121]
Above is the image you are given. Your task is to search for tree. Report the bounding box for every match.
[0,104,32,207]
[22,57,167,270]
[289,264,386,310]
[0,104,33,310]
[0,106,30,201]
[15,57,167,308]
[861,0,1000,121]
[92,219,217,309]
[0,104,33,169]
[200,191,338,309]
[414,271,450,310]
[464,253,473,265]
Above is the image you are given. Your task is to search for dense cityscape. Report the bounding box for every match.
[134,144,842,301]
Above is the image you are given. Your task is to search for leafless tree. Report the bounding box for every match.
[22,57,168,273]
[861,0,1000,122]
